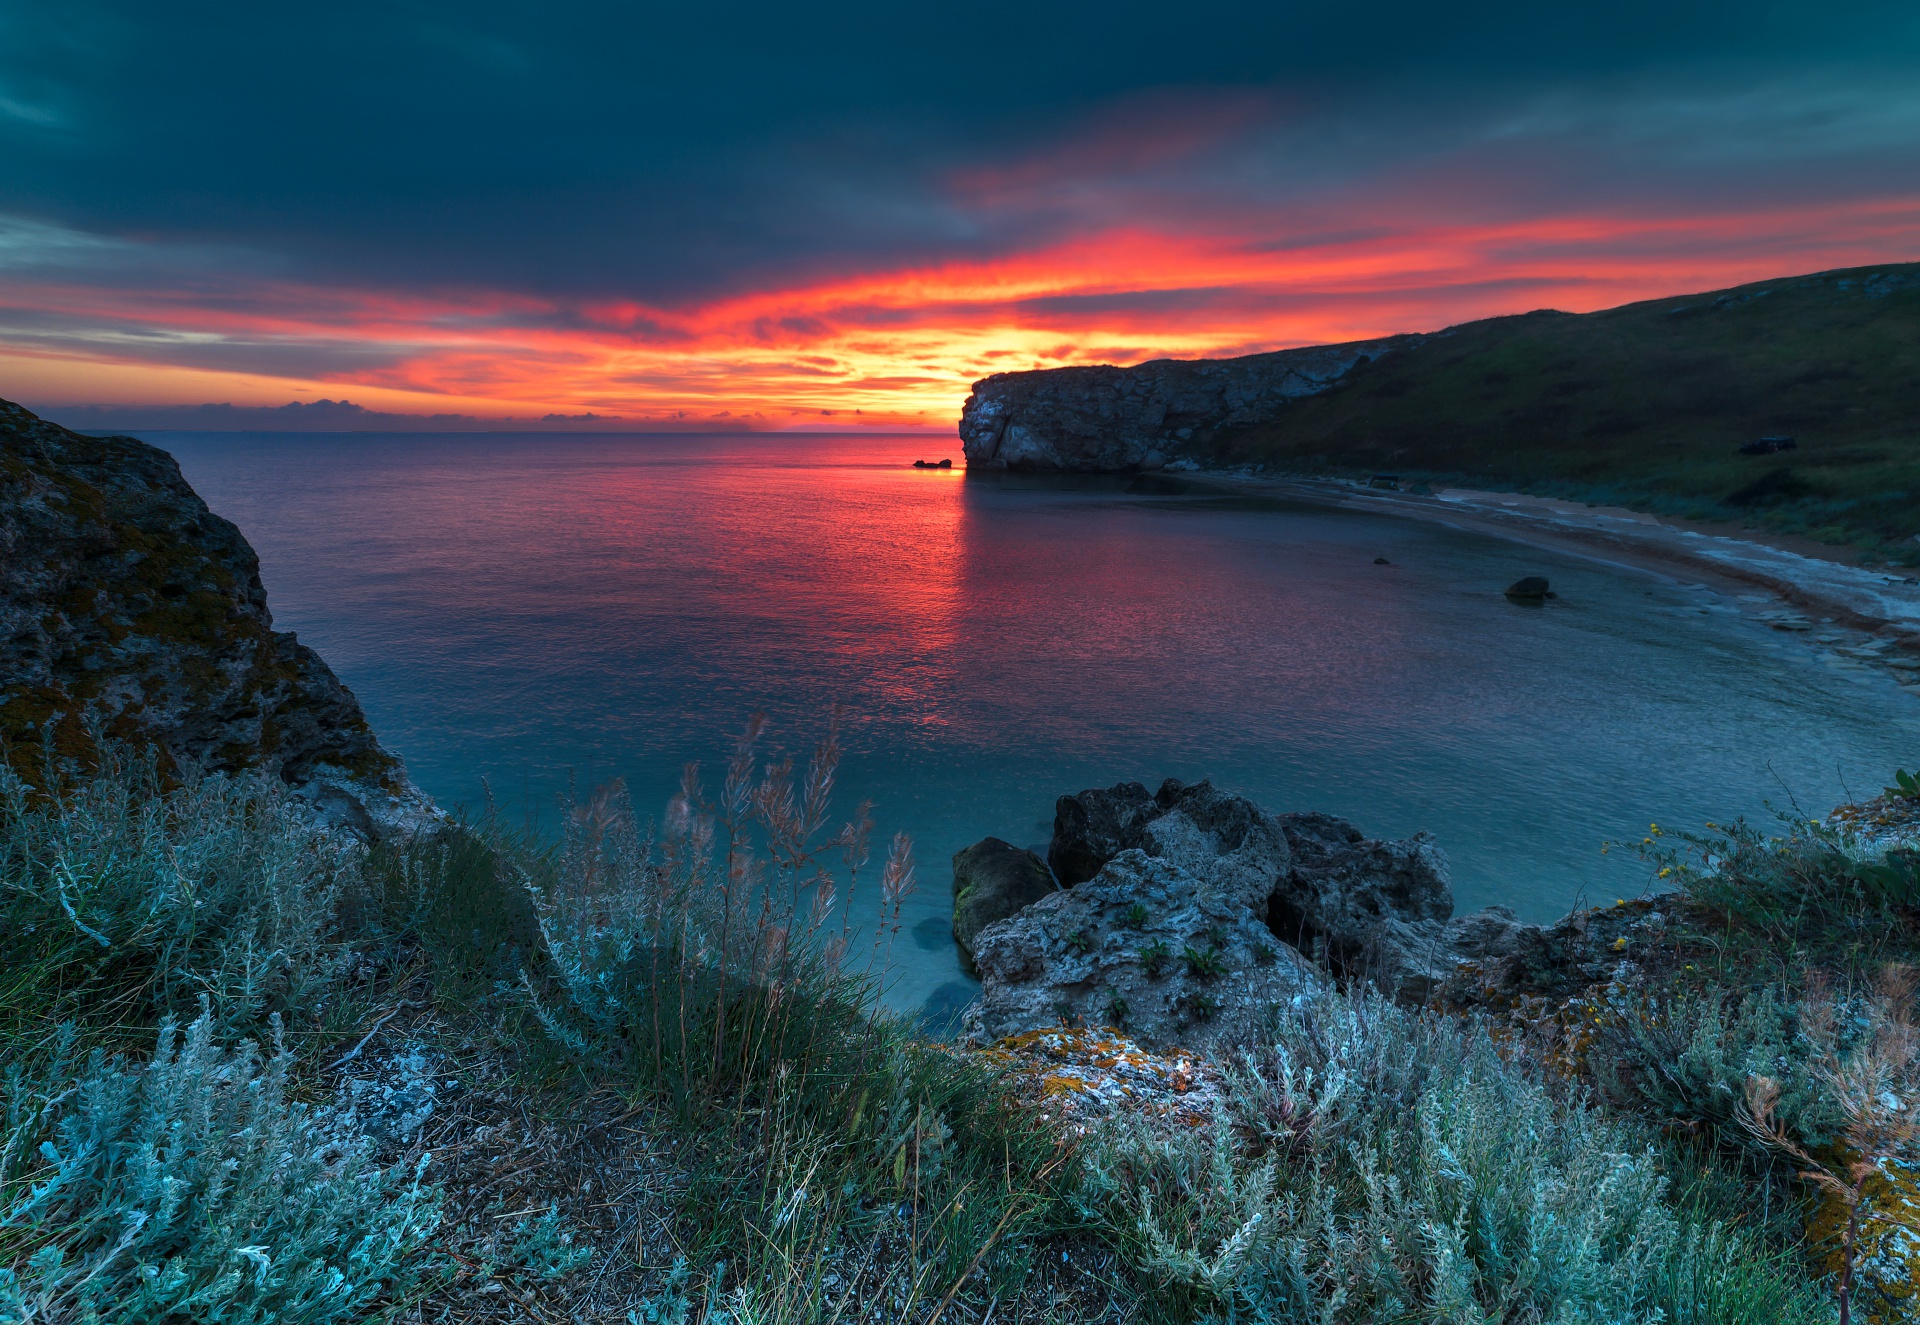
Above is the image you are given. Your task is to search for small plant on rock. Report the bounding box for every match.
[1103,989,1130,1027]
[1121,903,1151,929]
[1887,768,1920,801]
[1064,928,1095,955]
[1139,940,1172,977]
[1183,945,1226,978]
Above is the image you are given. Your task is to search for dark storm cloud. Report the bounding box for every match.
[3,0,1917,307]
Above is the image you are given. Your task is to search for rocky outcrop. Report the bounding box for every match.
[959,336,1412,473]
[0,398,438,839]
[966,850,1324,1053]
[952,837,1056,976]
[967,779,1540,1049]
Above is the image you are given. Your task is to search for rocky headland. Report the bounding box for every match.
[0,397,437,838]
[958,262,1920,581]
[960,335,1409,473]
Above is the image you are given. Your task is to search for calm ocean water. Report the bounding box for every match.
[149,430,1920,1021]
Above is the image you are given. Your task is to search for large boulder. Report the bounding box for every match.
[0,398,439,839]
[965,850,1323,1053]
[1272,812,1538,1000]
[973,779,1541,1039]
[1051,778,1293,910]
[1048,780,1157,885]
[952,837,1056,976]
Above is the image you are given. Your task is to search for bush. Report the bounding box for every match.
[1596,983,1846,1155]
[0,751,361,1045]
[1649,815,1920,957]
[1076,991,1827,1324]
[0,1007,440,1324]
[364,812,544,990]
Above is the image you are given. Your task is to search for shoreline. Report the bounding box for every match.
[1179,470,1920,692]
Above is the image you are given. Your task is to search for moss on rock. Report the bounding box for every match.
[0,398,434,836]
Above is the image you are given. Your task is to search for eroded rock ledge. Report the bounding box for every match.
[958,335,1413,473]
[0,398,439,838]
[961,778,1538,1052]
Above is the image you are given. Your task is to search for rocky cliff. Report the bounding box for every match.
[956,264,1920,568]
[959,335,1411,472]
[0,398,438,838]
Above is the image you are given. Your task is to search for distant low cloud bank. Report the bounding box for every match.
[41,399,761,433]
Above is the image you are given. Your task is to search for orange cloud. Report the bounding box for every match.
[6,193,1920,427]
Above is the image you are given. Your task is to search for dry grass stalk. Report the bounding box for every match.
[1741,966,1920,1325]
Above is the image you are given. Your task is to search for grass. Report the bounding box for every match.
[9,730,1915,1320]
[1205,262,1920,562]
[0,744,369,1051]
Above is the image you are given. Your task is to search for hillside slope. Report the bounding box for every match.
[962,263,1920,560]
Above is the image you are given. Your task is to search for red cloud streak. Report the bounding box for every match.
[6,196,1919,426]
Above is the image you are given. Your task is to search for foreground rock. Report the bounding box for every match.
[1052,779,1533,1000]
[0,398,438,839]
[966,778,1539,1050]
[959,337,1410,472]
[951,836,1056,975]
[978,1026,1224,1129]
[966,850,1324,1053]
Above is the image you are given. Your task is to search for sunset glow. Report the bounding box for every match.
[6,2,1920,429]
[8,195,1920,428]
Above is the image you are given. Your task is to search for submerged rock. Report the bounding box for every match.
[952,836,1056,975]
[0,398,439,839]
[1504,575,1552,600]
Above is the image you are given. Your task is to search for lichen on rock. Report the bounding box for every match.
[0,398,439,839]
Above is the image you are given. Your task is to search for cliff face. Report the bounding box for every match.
[958,336,1412,472]
[957,263,1920,565]
[0,398,438,837]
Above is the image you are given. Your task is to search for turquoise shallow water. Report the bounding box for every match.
[147,430,1920,1019]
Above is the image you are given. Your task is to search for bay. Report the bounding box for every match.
[146,430,1920,1020]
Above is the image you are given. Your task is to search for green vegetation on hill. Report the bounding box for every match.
[1208,264,1920,562]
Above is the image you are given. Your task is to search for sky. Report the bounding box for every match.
[3,1,1919,430]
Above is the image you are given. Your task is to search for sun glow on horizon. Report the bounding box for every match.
[6,194,1920,428]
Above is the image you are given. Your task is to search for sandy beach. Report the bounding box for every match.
[1201,471,1920,695]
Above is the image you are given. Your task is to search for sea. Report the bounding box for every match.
[145,430,1920,1023]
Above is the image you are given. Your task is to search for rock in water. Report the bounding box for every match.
[952,837,1056,975]
[966,851,1323,1053]
[1051,778,1292,911]
[967,778,1540,1048]
[1505,575,1551,600]
[1048,780,1159,885]
[0,398,439,839]
[1271,811,1496,999]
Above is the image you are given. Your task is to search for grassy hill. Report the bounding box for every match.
[1204,263,1920,563]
